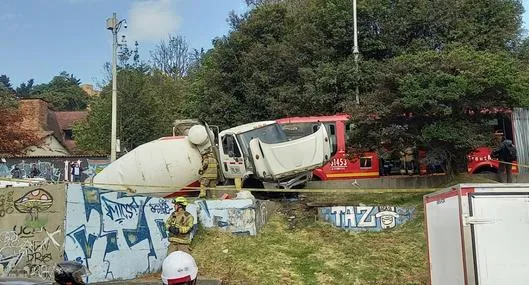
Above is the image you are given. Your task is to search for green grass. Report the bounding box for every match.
[186,174,497,284]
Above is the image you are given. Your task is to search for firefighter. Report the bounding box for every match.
[198,148,218,198]
[166,197,194,255]
[161,251,198,285]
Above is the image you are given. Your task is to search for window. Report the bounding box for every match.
[360,157,372,169]
[222,135,241,157]
[324,123,337,156]
[64,130,74,140]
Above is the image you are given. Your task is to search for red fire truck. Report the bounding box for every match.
[276,111,523,180]
[276,114,381,180]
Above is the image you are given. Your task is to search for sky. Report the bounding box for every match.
[0,0,248,88]
[1,0,529,88]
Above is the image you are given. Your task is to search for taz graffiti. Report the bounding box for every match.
[319,206,415,232]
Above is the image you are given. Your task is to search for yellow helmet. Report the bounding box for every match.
[172,197,189,206]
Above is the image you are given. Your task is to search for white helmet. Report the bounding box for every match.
[161,251,198,285]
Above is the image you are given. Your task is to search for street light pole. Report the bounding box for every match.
[106,13,127,162]
[353,0,360,105]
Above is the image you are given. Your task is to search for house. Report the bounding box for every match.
[18,98,88,156]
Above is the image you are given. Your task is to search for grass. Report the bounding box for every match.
[187,174,498,284]
[191,201,427,285]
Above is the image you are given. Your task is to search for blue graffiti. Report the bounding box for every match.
[197,200,211,218]
[69,225,98,259]
[102,196,140,224]
[155,219,168,239]
[149,199,171,215]
[123,197,157,260]
[83,187,103,222]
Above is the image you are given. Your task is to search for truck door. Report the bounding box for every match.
[219,134,246,179]
[468,193,529,285]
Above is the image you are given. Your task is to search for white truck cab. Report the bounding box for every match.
[218,121,331,189]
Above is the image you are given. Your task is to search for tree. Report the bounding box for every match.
[0,86,40,155]
[150,35,195,78]
[30,72,88,111]
[0,74,15,93]
[16,79,35,98]
[74,68,188,154]
[346,47,529,174]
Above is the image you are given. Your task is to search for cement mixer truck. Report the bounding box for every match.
[91,119,331,196]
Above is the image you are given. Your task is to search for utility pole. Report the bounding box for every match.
[353,0,360,105]
[106,13,127,162]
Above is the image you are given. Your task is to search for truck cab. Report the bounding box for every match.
[218,121,331,188]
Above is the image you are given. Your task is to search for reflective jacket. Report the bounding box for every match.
[201,153,218,179]
[165,210,194,244]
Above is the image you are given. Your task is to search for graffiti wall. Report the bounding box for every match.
[64,184,197,283]
[0,156,109,182]
[0,185,65,279]
[318,206,415,232]
[196,199,275,236]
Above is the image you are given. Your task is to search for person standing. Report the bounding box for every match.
[71,162,82,182]
[165,197,194,255]
[492,135,517,183]
[198,149,218,198]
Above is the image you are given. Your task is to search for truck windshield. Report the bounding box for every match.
[237,124,289,155]
[280,122,321,140]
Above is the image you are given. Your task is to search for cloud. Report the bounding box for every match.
[125,0,182,43]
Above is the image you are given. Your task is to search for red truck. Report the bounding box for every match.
[277,111,525,180]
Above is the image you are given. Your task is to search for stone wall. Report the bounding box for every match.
[0,185,66,279]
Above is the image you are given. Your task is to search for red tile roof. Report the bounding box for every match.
[55,111,88,130]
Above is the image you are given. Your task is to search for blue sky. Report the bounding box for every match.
[1,0,529,88]
[0,0,248,88]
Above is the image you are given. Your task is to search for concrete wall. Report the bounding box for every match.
[195,199,276,236]
[64,184,197,283]
[0,157,109,182]
[318,206,415,231]
[0,185,65,279]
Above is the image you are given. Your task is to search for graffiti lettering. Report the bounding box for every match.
[65,184,198,283]
[357,206,376,227]
[102,197,140,223]
[148,199,171,215]
[0,191,15,217]
[12,225,43,239]
[323,206,415,231]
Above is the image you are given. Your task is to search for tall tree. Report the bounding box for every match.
[74,68,187,154]
[0,74,14,93]
[150,35,194,78]
[346,47,529,174]
[30,72,88,111]
[16,79,35,98]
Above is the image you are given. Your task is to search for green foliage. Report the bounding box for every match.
[74,68,188,154]
[30,72,88,111]
[0,75,14,93]
[0,85,17,109]
[346,47,529,173]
